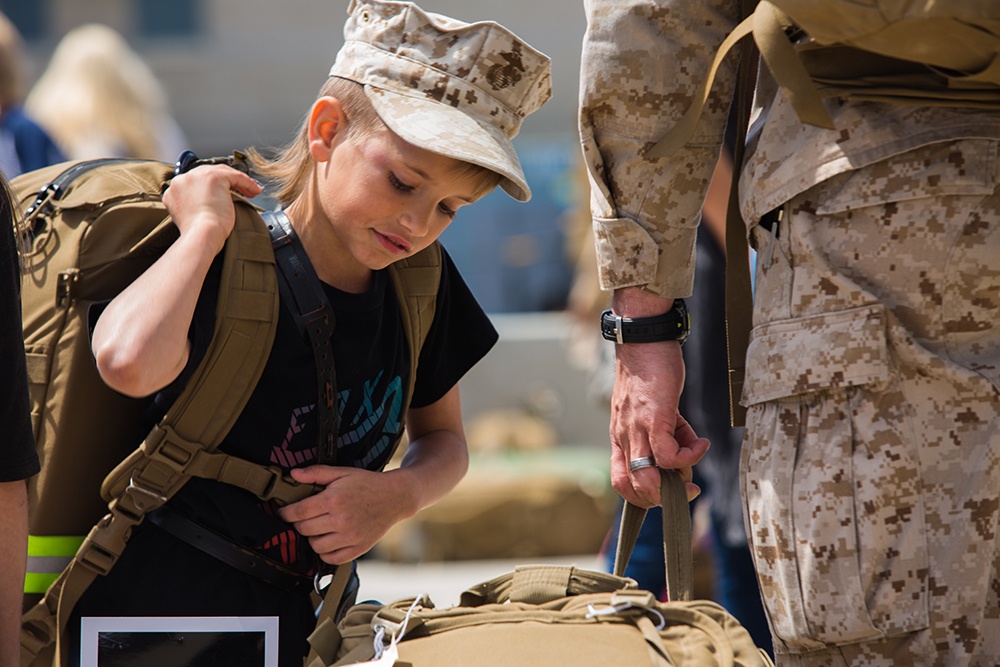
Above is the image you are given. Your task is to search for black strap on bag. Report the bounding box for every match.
[263,209,339,464]
[262,210,357,667]
[645,3,760,428]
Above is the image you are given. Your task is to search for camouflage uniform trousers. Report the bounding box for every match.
[739,138,1000,666]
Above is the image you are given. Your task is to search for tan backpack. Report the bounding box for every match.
[14,155,442,666]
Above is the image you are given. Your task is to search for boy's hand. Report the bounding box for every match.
[277,465,412,565]
[163,164,262,256]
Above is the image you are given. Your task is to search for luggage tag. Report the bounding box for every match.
[339,642,400,667]
[339,595,425,667]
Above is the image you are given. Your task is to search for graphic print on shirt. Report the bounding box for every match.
[339,370,404,469]
[268,371,404,471]
[271,404,317,468]
[261,370,403,569]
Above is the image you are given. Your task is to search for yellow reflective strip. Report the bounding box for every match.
[27,535,85,557]
[24,572,59,594]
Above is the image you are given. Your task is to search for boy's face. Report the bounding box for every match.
[315,124,486,276]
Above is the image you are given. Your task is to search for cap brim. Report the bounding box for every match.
[364,85,531,202]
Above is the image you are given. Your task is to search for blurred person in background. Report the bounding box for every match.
[0,12,64,179]
[25,23,188,162]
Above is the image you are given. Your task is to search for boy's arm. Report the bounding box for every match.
[279,385,469,565]
[91,166,261,397]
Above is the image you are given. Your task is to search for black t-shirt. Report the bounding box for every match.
[1,212,40,482]
[73,244,496,664]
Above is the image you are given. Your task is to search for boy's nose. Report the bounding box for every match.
[399,207,432,237]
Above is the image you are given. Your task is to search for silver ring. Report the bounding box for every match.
[628,456,657,472]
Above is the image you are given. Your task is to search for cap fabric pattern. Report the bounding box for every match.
[330,0,552,201]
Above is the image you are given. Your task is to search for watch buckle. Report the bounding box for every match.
[612,314,624,344]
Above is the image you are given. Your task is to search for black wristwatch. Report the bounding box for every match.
[600,299,690,345]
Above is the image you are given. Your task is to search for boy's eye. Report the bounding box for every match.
[389,172,414,192]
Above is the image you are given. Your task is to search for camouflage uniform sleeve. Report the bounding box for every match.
[579,0,740,298]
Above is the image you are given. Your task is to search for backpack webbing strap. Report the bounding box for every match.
[386,242,442,442]
[721,0,762,429]
[263,210,339,465]
[647,2,831,160]
[615,469,693,603]
[306,561,356,667]
[20,204,280,666]
[301,246,441,667]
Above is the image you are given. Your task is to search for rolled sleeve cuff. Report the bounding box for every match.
[593,216,697,299]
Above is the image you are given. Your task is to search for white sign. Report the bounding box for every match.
[80,616,279,667]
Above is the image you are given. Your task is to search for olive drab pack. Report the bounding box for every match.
[650,1,1000,158]
[14,155,442,667]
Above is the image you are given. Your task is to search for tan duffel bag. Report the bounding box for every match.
[309,470,774,666]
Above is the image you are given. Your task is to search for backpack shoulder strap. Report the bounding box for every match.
[20,194,282,665]
[721,0,762,429]
[263,209,339,465]
[304,243,441,667]
[387,241,442,417]
[647,0,832,160]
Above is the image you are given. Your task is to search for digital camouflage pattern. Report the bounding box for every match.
[579,0,1000,299]
[742,139,1000,666]
[580,1,1000,664]
[331,0,552,202]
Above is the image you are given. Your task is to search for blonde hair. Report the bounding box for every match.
[25,23,176,160]
[0,12,25,108]
[247,77,385,208]
[249,76,503,208]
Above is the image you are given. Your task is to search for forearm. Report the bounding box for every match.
[0,481,28,667]
[91,224,218,396]
[392,386,470,519]
[611,287,673,317]
[391,428,469,520]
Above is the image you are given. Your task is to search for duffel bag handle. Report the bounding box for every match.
[458,564,635,607]
[614,469,693,601]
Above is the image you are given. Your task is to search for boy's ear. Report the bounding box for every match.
[307,96,345,161]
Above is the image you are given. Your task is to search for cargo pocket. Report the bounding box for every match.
[740,304,930,652]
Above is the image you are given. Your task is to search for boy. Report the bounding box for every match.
[83,1,551,663]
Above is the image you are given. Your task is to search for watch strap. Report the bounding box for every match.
[601,299,690,344]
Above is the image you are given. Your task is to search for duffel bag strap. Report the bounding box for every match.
[458,564,634,607]
[614,469,693,602]
[306,562,356,667]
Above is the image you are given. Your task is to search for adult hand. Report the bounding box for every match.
[277,465,410,565]
[608,288,709,507]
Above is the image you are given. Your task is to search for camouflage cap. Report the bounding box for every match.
[330,0,552,201]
